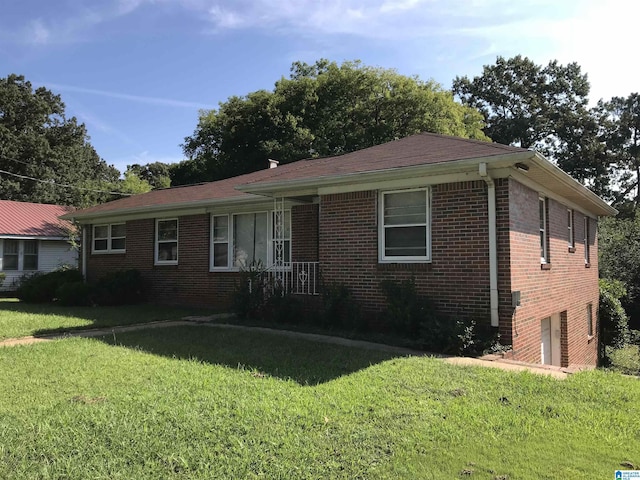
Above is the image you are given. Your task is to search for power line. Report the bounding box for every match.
[0,168,132,197]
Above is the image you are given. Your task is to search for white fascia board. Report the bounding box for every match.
[530,152,617,216]
[318,171,484,195]
[65,196,267,224]
[0,235,69,241]
[67,198,306,225]
[236,151,534,196]
[508,170,592,218]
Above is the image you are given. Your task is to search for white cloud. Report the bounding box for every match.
[28,19,51,45]
[44,83,216,109]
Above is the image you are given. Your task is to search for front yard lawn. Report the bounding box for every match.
[0,298,215,340]
[0,324,639,479]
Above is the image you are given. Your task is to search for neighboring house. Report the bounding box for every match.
[0,200,78,291]
[62,133,616,368]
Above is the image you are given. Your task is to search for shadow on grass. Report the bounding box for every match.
[0,298,219,337]
[95,324,408,386]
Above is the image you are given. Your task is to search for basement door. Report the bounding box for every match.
[541,314,561,366]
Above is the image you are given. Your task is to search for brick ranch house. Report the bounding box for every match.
[1,200,78,291]
[62,133,616,368]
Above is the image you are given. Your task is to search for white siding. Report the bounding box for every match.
[39,240,78,271]
[0,238,78,291]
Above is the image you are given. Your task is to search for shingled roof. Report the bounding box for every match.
[0,200,75,238]
[66,133,526,219]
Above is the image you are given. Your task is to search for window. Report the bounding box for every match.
[210,210,291,270]
[587,303,593,337]
[2,240,18,270]
[567,209,574,249]
[584,216,590,265]
[380,188,430,262]
[212,215,229,268]
[234,212,268,268]
[539,197,548,264]
[23,240,38,270]
[93,223,126,253]
[2,239,38,271]
[156,219,178,264]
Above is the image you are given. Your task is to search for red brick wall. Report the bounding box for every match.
[292,204,319,262]
[318,182,492,321]
[505,179,599,366]
[87,207,321,309]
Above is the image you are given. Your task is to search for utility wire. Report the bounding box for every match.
[0,168,132,197]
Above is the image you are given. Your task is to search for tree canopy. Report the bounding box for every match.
[452,56,610,194]
[176,59,489,185]
[127,162,171,190]
[0,74,121,207]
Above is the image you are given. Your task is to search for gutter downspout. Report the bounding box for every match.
[479,163,499,327]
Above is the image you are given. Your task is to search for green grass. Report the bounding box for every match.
[0,298,215,340]
[1,324,639,479]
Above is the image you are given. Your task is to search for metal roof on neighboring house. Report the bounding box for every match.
[0,200,75,238]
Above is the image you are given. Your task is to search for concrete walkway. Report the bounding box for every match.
[0,315,568,379]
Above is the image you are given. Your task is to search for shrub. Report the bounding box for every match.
[232,261,271,319]
[94,269,146,306]
[380,278,432,336]
[320,282,363,331]
[16,269,84,303]
[0,272,5,286]
[600,278,631,349]
[607,345,640,376]
[56,281,94,306]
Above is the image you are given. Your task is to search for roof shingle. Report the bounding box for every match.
[70,133,525,217]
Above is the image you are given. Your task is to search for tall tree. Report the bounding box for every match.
[452,56,611,197]
[0,74,120,207]
[128,162,171,189]
[176,59,488,185]
[597,93,640,211]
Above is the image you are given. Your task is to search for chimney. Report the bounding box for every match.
[268,159,279,169]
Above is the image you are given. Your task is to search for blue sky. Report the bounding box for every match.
[1,0,637,175]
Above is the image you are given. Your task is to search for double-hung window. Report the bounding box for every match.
[23,240,38,270]
[539,197,548,264]
[2,239,38,271]
[380,188,430,262]
[2,240,19,270]
[587,303,594,337]
[567,209,574,249]
[210,210,291,270]
[584,216,590,265]
[93,224,126,253]
[156,219,178,264]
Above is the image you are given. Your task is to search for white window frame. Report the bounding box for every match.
[587,303,594,337]
[155,218,178,265]
[1,239,19,271]
[379,187,431,263]
[209,210,291,271]
[584,216,590,265]
[540,197,548,264]
[211,215,230,269]
[22,240,38,271]
[1,239,39,271]
[567,209,574,249]
[92,223,126,254]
